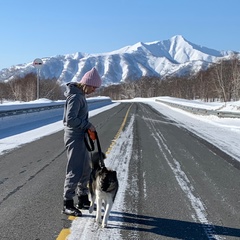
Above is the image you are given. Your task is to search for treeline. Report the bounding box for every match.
[1,56,240,103]
[0,73,64,103]
[95,56,240,102]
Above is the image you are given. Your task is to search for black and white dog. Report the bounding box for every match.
[89,152,119,228]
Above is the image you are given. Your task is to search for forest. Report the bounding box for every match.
[97,56,240,103]
[0,56,240,103]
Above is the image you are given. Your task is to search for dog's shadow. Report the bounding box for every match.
[108,211,240,239]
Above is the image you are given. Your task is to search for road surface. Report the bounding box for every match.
[0,102,239,240]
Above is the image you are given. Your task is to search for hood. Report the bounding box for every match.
[64,82,83,97]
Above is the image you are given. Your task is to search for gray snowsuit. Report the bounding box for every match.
[63,83,92,200]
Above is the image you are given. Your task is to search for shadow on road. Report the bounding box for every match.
[110,211,240,239]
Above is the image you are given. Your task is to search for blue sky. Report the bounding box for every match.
[0,0,239,70]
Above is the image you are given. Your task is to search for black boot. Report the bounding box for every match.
[76,195,90,209]
[62,199,82,217]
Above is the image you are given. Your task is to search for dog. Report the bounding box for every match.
[88,152,119,228]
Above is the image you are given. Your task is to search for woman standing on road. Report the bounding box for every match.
[62,67,102,216]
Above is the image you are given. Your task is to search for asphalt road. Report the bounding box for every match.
[0,102,239,240]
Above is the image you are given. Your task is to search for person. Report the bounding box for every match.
[62,67,102,216]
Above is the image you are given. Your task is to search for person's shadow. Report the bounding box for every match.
[109,211,240,239]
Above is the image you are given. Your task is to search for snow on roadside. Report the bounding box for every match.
[0,100,120,155]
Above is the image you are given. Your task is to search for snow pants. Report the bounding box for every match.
[63,130,91,201]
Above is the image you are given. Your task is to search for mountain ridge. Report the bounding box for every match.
[0,35,238,86]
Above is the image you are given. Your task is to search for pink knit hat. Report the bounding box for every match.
[79,67,102,88]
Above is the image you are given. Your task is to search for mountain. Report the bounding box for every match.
[0,35,237,86]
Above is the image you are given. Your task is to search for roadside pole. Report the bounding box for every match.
[33,58,43,100]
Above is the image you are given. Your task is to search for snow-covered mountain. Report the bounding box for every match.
[0,35,237,86]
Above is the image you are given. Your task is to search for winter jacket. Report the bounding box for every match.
[63,83,91,133]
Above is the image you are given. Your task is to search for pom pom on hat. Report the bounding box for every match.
[79,67,102,88]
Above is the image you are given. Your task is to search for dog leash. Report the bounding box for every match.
[95,131,105,168]
[84,130,105,168]
[84,130,95,152]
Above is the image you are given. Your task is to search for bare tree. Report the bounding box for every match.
[229,55,240,101]
[1,73,63,101]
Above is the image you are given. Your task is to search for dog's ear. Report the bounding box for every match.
[102,152,106,159]
[101,166,108,172]
[113,171,117,178]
